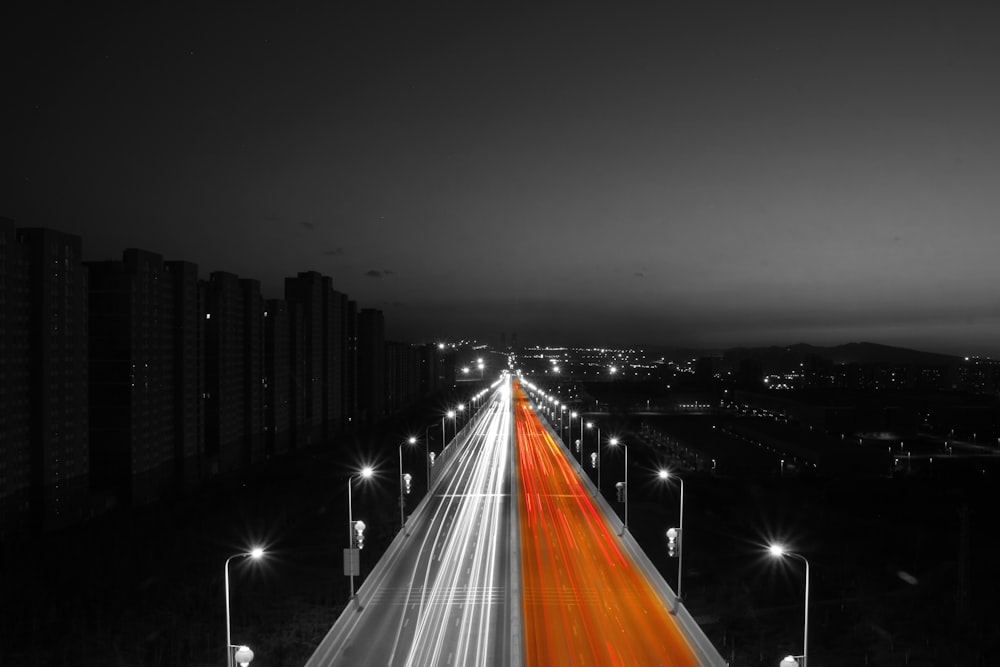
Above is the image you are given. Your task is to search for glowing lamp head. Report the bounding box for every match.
[458,404,465,411]
[609,437,619,446]
[658,469,670,480]
[408,436,417,445]
[571,411,578,418]
[769,544,786,558]
[447,410,456,419]
[249,547,264,560]
[360,466,374,479]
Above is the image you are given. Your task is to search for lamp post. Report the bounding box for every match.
[423,424,436,489]
[399,437,417,531]
[444,410,456,445]
[457,403,465,429]
[224,548,264,667]
[348,467,374,606]
[658,469,685,604]
[585,421,594,469]
[609,437,627,535]
[588,423,601,488]
[769,544,810,667]
[570,411,578,459]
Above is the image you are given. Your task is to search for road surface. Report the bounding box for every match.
[305,384,515,666]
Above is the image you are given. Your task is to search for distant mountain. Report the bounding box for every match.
[720,342,959,372]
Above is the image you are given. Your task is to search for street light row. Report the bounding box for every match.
[522,379,810,667]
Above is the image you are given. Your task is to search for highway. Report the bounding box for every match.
[305,383,516,666]
[514,382,702,666]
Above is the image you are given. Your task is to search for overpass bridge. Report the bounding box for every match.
[305,377,725,666]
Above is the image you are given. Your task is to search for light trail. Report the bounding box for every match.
[305,381,514,666]
[402,385,510,666]
[513,381,701,667]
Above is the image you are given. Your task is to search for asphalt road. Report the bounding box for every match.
[514,382,702,667]
[305,385,515,667]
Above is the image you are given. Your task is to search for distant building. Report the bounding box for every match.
[325,287,349,438]
[0,220,32,540]
[18,228,90,531]
[240,278,265,466]
[87,249,177,506]
[345,299,359,429]
[385,341,422,413]
[959,357,1000,396]
[164,260,204,485]
[264,299,292,456]
[285,272,341,445]
[204,272,262,473]
[358,308,385,424]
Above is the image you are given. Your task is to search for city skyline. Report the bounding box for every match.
[4,2,1000,355]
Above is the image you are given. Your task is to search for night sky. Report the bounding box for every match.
[4,1,1000,354]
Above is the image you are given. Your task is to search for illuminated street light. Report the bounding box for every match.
[224,548,264,667]
[423,423,438,488]
[769,544,810,667]
[347,467,375,607]
[587,422,600,487]
[609,437,628,535]
[232,645,254,666]
[570,411,579,462]
[658,469,685,606]
[399,437,417,532]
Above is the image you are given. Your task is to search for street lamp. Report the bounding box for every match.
[609,437,627,535]
[232,646,254,667]
[423,423,437,488]
[587,422,600,487]
[224,548,264,667]
[570,411,579,460]
[445,409,456,443]
[769,544,810,667]
[348,467,375,607]
[658,469,685,605]
[399,437,417,531]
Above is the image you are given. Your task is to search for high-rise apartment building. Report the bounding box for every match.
[204,272,248,473]
[88,249,177,505]
[18,227,90,531]
[284,272,326,445]
[164,260,204,484]
[0,220,32,541]
[358,308,385,423]
[240,279,265,466]
[263,299,292,456]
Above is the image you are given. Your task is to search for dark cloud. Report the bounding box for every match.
[365,269,397,278]
[322,247,344,256]
[299,221,315,231]
[634,272,645,278]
